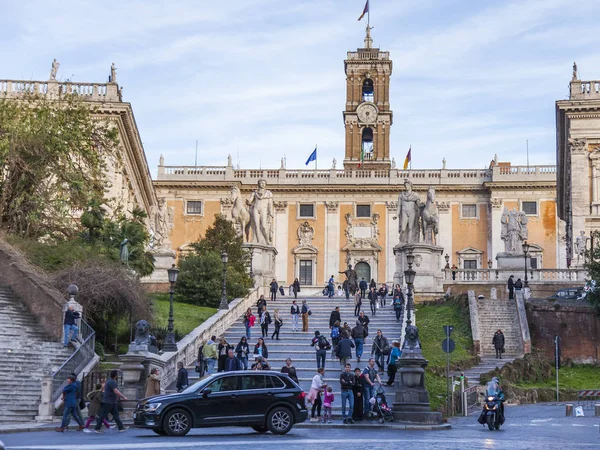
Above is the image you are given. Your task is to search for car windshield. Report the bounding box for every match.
[180,374,217,394]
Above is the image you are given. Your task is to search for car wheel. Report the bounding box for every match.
[151,427,167,435]
[251,425,268,433]
[267,407,293,435]
[164,409,192,436]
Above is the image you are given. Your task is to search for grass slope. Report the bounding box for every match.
[151,293,216,336]
[514,365,600,390]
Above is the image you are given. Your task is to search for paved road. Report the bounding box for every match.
[1,404,598,450]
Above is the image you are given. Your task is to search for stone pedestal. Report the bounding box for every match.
[496,252,525,269]
[394,243,444,300]
[35,376,55,422]
[243,243,278,291]
[119,353,146,401]
[142,247,176,284]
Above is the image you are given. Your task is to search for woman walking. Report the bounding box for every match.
[145,368,161,397]
[354,290,362,316]
[243,308,255,339]
[217,337,232,372]
[386,341,401,386]
[308,367,325,422]
[301,300,310,332]
[281,358,299,383]
[290,300,300,332]
[271,308,282,340]
[253,337,269,361]
[260,307,272,338]
[235,336,250,370]
[292,278,301,299]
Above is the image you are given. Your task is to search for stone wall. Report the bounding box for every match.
[526,299,599,363]
[443,282,583,301]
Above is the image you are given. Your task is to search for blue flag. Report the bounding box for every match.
[305,147,317,165]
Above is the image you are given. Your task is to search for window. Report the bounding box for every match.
[362,128,373,157]
[522,201,537,215]
[362,79,374,102]
[208,376,239,392]
[356,204,371,218]
[266,376,286,389]
[529,257,538,269]
[241,375,267,390]
[299,260,313,285]
[299,204,314,218]
[461,204,477,218]
[463,260,477,269]
[187,200,203,215]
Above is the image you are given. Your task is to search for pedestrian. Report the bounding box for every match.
[358,311,370,337]
[335,333,355,370]
[243,308,255,339]
[393,292,404,322]
[362,358,381,417]
[352,368,364,422]
[368,287,378,315]
[301,300,311,332]
[354,290,362,316]
[94,370,128,433]
[311,330,330,369]
[235,336,250,370]
[393,283,402,297]
[327,275,334,298]
[340,363,356,424]
[378,283,388,307]
[281,358,299,383]
[292,278,301,299]
[351,320,366,362]
[256,295,267,317]
[145,368,161,397]
[342,279,350,300]
[369,278,377,291]
[359,278,368,299]
[323,386,334,423]
[260,307,272,338]
[308,367,325,422]
[271,308,282,340]
[82,383,111,432]
[371,329,390,373]
[386,341,401,386]
[196,343,206,378]
[330,320,341,359]
[329,306,342,329]
[337,285,343,297]
[224,348,242,371]
[342,322,352,338]
[290,300,300,332]
[253,337,269,360]
[270,278,278,301]
[202,335,218,375]
[507,275,515,300]
[514,278,523,293]
[176,361,189,392]
[55,375,84,432]
[493,329,505,359]
[217,337,233,372]
[63,304,80,347]
[451,264,457,280]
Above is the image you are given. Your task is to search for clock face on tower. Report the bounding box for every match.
[356,103,378,124]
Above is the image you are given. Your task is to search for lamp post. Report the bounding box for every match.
[67,284,79,301]
[404,251,416,328]
[162,265,179,352]
[522,241,530,288]
[218,250,229,310]
[444,253,450,269]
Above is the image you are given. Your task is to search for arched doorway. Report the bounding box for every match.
[355,261,371,284]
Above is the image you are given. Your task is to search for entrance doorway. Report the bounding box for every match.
[355,261,371,284]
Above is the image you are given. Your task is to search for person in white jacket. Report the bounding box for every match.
[308,367,325,422]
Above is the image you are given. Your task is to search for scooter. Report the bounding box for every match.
[478,392,504,431]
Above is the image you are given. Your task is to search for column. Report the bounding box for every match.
[489,197,504,267]
[274,201,289,283]
[436,201,452,264]
[385,201,398,283]
[325,202,340,282]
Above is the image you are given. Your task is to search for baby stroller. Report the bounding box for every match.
[370,383,394,423]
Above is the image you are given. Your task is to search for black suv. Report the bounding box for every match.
[134,370,308,436]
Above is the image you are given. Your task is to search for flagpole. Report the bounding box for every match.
[315,145,317,170]
[367,0,370,28]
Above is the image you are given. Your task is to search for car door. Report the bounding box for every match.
[235,374,271,422]
[193,375,240,425]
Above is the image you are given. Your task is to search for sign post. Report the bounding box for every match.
[442,325,455,415]
[555,335,561,402]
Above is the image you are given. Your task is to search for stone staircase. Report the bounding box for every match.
[0,285,72,423]
[182,294,406,415]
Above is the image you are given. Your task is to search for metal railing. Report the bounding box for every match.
[577,390,600,410]
[51,318,96,403]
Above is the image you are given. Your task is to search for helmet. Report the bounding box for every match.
[492,377,500,384]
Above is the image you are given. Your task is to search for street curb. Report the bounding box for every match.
[0,421,135,435]
[295,421,451,431]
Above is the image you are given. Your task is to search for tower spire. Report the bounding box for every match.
[364,24,373,49]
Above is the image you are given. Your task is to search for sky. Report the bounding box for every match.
[1,0,599,176]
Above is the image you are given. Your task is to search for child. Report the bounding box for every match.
[323,385,334,423]
[83,383,112,432]
[55,375,84,432]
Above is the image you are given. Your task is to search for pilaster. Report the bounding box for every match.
[489,198,504,268]
[325,201,340,283]
[386,201,398,283]
[435,201,452,265]
[274,201,288,283]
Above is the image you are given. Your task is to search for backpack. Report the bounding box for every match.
[318,335,331,350]
[331,326,340,339]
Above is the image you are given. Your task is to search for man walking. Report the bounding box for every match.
[358,311,370,337]
[371,329,390,373]
[362,358,381,417]
[94,370,128,433]
[270,278,278,301]
[202,335,218,375]
[359,278,368,299]
[351,320,366,362]
[507,275,515,300]
[55,375,84,432]
[492,329,505,359]
[176,361,189,392]
[339,363,356,424]
[224,348,242,371]
[329,306,341,329]
[310,331,329,370]
[335,334,355,370]
[368,287,378,315]
[63,305,80,347]
[328,275,335,298]
[290,300,300,332]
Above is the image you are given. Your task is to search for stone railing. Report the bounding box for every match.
[346,50,390,61]
[155,288,260,390]
[571,80,600,100]
[444,268,587,283]
[491,164,556,182]
[0,79,120,102]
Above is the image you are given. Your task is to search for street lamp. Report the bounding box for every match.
[162,264,179,352]
[67,284,79,301]
[218,250,229,310]
[404,251,416,328]
[444,254,450,269]
[522,241,530,288]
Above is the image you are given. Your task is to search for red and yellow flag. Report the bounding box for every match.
[403,146,411,170]
[358,0,369,21]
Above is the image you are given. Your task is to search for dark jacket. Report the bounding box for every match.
[372,335,390,355]
[281,365,299,383]
[270,281,278,292]
[224,356,242,372]
[492,332,505,350]
[63,309,80,326]
[358,315,370,328]
[368,290,378,302]
[359,280,368,291]
[336,337,356,359]
[235,342,249,358]
[253,344,268,359]
[301,304,309,314]
[62,383,78,407]
[290,304,300,315]
[329,310,341,327]
[176,367,189,392]
[507,277,514,289]
[292,280,300,293]
[340,372,357,391]
[369,280,377,289]
[351,324,366,340]
[515,279,523,290]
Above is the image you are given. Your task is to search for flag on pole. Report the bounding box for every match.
[403,146,411,170]
[358,146,365,169]
[358,0,369,21]
[305,146,317,165]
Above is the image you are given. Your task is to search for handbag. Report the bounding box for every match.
[308,310,312,316]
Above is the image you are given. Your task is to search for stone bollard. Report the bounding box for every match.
[565,403,573,417]
[35,376,55,422]
[595,404,600,417]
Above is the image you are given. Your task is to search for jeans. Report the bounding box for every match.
[95,403,123,431]
[261,323,269,337]
[375,353,385,372]
[237,356,248,370]
[206,358,217,375]
[387,363,397,385]
[354,301,361,316]
[63,324,78,346]
[370,301,376,315]
[271,323,280,339]
[292,314,299,331]
[311,392,322,418]
[316,350,326,369]
[61,405,84,428]
[270,290,277,301]
[360,289,366,299]
[245,324,251,339]
[341,390,354,419]
[380,294,386,306]
[395,308,402,321]
[363,384,375,415]
[354,338,364,359]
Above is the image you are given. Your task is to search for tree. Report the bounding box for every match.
[0,93,118,238]
[176,214,253,307]
[583,246,600,314]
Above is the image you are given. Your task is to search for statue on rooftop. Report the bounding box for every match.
[572,62,578,81]
[110,63,117,83]
[50,59,59,80]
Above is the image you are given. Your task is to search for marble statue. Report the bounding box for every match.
[391,158,396,169]
[119,238,129,265]
[421,186,439,245]
[396,179,423,244]
[247,179,274,245]
[500,208,528,253]
[110,63,117,83]
[50,59,59,80]
[339,264,358,295]
[574,230,585,262]
[573,61,578,81]
[153,198,172,249]
[227,154,233,167]
[442,158,446,170]
[231,186,251,242]
[281,158,285,169]
[159,154,164,166]
[332,158,337,169]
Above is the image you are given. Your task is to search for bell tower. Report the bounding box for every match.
[343,26,393,170]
